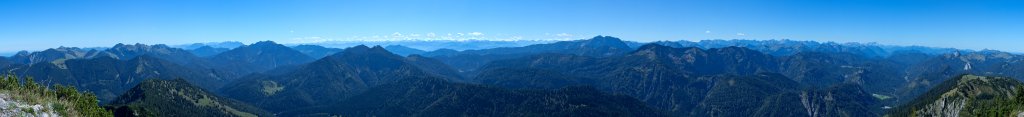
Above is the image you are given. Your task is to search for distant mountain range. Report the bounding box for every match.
[471,44,880,116]
[2,55,231,102]
[209,41,316,75]
[422,36,633,72]
[188,46,230,57]
[174,41,245,50]
[661,39,959,57]
[289,45,344,59]
[220,45,460,112]
[299,39,557,51]
[2,35,1023,116]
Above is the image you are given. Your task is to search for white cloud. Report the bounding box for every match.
[705,30,711,34]
[555,33,573,37]
[736,33,746,36]
[469,32,484,36]
[426,33,437,37]
[289,36,332,43]
[392,32,403,36]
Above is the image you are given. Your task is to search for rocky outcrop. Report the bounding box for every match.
[0,93,61,117]
[890,75,1024,116]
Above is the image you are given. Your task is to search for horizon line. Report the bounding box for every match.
[1,37,1016,56]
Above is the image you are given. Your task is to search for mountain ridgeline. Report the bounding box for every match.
[1,36,1023,116]
[2,55,229,102]
[423,35,633,72]
[209,41,316,75]
[888,75,1024,116]
[280,77,667,116]
[106,79,272,117]
[220,45,446,111]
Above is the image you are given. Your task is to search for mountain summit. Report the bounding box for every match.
[107,79,272,117]
[210,41,315,74]
[221,44,447,112]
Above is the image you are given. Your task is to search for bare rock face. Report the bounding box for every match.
[0,94,61,117]
[892,75,1024,116]
[917,98,965,116]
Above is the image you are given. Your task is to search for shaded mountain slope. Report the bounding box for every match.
[188,46,230,57]
[0,56,11,69]
[426,36,634,72]
[221,45,460,112]
[459,35,631,57]
[383,45,426,56]
[107,79,272,117]
[778,52,908,91]
[893,50,1024,106]
[2,55,229,102]
[210,41,316,74]
[7,47,99,64]
[404,54,465,81]
[9,43,213,68]
[471,44,880,116]
[104,43,203,64]
[280,77,667,117]
[290,45,344,59]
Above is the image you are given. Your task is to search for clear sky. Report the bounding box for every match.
[1,0,1022,52]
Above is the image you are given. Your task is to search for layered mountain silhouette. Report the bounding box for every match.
[0,56,11,68]
[220,45,459,112]
[0,42,325,103]
[472,44,880,116]
[666,39,956,58]
[886,50,1024,106]
[2,55,229,102]
[103,43,215,68]
[424,35,634,72]
[301,39,553,52]
[107,79,272,117]
[458,35,632,57]
[280,77,667,116]
[209,41,316,75]
[175,41,245,50]
[383,45,426,56]
[473,44,780,87]
[8,44,210,66]
[290,45,344,59]
[187,46,230,57]
[8,47,101,64]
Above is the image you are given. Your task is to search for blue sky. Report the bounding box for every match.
[1,0,1022,52]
